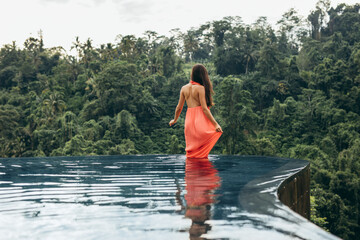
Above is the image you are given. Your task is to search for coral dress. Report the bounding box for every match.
[185,81,222,158]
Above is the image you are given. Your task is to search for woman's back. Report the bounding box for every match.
[183,83,202,108]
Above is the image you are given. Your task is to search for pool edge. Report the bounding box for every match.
[277,162,311,220]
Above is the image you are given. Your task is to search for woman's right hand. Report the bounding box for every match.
[169,119,176,126]
[215,124,223,133]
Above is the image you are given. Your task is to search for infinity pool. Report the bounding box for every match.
[0,155,338,239]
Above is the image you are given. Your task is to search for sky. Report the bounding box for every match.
[1,0,359,52]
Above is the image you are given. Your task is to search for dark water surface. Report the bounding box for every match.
[0,155,338,240]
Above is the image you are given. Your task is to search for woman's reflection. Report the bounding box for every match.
[184,158,221,240]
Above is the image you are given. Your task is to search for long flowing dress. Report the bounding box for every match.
[184,81,222,158]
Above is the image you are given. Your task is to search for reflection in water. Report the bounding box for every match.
[184,158,221,240]
[0,155,336,239]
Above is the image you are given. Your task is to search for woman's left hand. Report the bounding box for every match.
[215,123,223,133]
[169,119,176,126]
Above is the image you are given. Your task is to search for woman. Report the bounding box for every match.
[169,64,223,158]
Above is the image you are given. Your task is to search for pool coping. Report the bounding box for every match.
[237,156,341,240]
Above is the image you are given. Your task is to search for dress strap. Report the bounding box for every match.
[190,80,201,86]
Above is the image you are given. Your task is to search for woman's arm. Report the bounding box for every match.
[169,87,185,126]
[199,87,223,132]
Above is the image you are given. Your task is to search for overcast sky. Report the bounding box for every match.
[1,0,359,52]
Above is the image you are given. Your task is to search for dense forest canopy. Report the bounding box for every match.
[0,0,359,239]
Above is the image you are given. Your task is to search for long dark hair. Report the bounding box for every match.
[191,64,214,107]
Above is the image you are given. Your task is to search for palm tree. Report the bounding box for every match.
[0,105,19,139]
[243,48,258,74]
[59,111,77,144]
[42,92,66,119]
[183,30,199,62]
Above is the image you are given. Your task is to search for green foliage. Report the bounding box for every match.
[310,195,329,230]
[168,135,184,154]
[252,137,276,156]
[108,139,139,155]
[216,76,258,154]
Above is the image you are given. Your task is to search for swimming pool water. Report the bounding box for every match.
[0,155,338,240]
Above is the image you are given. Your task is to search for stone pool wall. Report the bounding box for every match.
[277,162,311,220]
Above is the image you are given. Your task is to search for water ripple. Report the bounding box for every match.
[0,155,335,240]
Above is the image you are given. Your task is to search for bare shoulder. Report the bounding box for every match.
[181,84,189,91]
[180,84,190,95]
[196,85,205,91]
